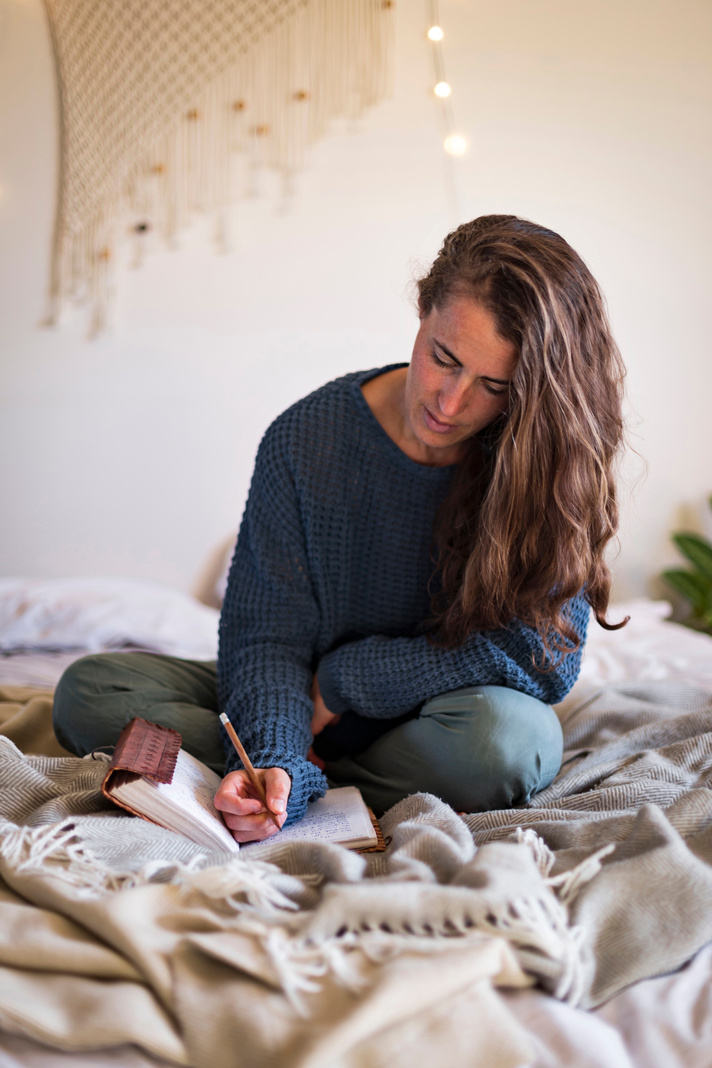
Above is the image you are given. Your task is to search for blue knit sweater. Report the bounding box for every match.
[216,366,589,824]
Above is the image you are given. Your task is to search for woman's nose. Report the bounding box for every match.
[438,375,468,417]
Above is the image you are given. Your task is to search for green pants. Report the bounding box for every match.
[53,652,563,815]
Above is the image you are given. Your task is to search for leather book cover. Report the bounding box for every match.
[357,808,387,853]
[101,717,182,818]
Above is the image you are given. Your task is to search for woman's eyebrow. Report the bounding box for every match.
[434,339,511,385]
[434,338,462,365]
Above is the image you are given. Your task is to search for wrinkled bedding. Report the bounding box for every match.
[1,596,712,1068]
[1,675,712,1067]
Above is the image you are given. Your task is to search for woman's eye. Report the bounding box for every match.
[431,351,452,369]
[483,383,508,397]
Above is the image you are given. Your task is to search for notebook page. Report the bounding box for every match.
[113,749,238,852]
[245,786,374,848]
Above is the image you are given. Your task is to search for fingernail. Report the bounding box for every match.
[272,799,285,813]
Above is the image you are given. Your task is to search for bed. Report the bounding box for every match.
[0,568,711,1068]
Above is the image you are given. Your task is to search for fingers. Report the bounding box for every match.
[214,767,291,843]
[264,766,291,817]
[221,808,287,843]
[214,770,260,814]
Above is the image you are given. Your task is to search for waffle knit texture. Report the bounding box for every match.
[217,367,589,824]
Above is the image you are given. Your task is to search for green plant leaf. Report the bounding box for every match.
[672,533,712,580]
[688,613,712,637]
[662,568,710,613]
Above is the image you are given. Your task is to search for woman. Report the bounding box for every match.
[53,215,626,844]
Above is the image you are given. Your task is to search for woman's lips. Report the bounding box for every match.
[423,407,458,434]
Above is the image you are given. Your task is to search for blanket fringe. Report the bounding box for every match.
[176,857,303,918]
[0,819,297,919]
[0,818,614,1012]
[515,827,556,877]
[547,843,616,905]
[0,820,88,872]
[264,929,336,1016]
[294,872,589,1004]
[515,826,617,904]
[0,819,193,894]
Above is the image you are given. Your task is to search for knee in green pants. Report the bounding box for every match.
[53,651,226,774]
[325,686,564,816]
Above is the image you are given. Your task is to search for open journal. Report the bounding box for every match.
[242,786,380,852]
[101,717,382,853]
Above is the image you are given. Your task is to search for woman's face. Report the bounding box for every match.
[403,296,518,465]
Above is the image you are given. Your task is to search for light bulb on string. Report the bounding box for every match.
[427,25,444,41]
[444,134,467,156]
[434,81,451,98]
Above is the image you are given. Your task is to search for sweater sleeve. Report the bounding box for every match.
[216,422,327,825]
[316,593,590,719]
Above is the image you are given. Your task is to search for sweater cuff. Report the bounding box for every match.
[316,653,351,717]
[224,748,328,826]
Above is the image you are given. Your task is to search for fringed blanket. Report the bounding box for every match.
[1,681,712,1067]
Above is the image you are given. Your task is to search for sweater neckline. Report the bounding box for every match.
[350,365,458,477]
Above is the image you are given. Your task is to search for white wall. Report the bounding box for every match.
[1,0,710,600]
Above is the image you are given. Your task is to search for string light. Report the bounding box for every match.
[426,1,466,156]
[426,0,466,218]
[444,134,467,156]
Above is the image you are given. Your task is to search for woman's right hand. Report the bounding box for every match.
[214,767,290,843]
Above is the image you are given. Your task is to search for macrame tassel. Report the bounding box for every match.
[43,0,396,336]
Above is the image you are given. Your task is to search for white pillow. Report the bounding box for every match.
[0,578,219,660]
[190,534,236,608]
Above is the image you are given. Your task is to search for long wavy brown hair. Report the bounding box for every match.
[420,215,627,654]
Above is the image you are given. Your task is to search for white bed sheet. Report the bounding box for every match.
[0,578,219,664]
[0,594,711,1068]
[505,942,712,1068]
[0,577,221,689]
[0,651,90,689]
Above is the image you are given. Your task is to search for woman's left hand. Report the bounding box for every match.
[310,674,341,736]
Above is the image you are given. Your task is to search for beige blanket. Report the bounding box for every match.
[1,681,712,1066]
[0,685,73,758]
[0,687,545,1068]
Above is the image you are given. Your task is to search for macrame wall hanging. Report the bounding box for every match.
[42,0,395,335]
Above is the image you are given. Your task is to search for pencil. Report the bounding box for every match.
[219,713,282,830]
